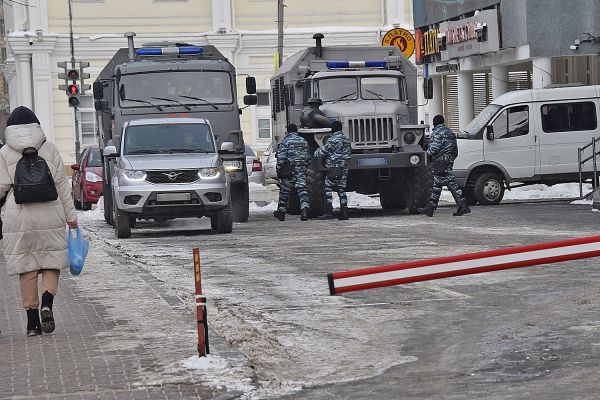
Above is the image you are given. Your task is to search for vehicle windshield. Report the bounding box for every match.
[123,123,215,155]
[462,104,502,139]
[361,76,404,100]
[316,76,405,102]
[87,148,102,167]
[119,71,233,108]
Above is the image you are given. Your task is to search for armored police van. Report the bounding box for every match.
[270,34,431,217]
[94,32,257,225]
[454,84,600,205]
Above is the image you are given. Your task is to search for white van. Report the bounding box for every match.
[453,85,600,205]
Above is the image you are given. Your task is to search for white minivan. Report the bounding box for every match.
[453,85,600,205]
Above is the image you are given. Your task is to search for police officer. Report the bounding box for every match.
[274,124,311,221]
[315,121,351,220]
[417,115,471,217]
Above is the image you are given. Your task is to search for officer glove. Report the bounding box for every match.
[314,149,322,158]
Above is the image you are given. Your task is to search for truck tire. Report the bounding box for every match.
[306,166,326,218]
[103,183,114,226]
[114,204,132,239]
[380,178,407,210]
[212,202,233,234]
[231,182,249,223]
[473,172,504,205]
[407,165,433,214]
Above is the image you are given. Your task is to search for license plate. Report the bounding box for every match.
[156,193,191,202]
[358,157,388,166]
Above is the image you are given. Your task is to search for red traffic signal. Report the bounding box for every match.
[67,69,79,80]
[67,84,79,95]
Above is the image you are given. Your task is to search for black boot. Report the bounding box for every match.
[40,291,55,334]
[417,202,435,217]
[338,205,349,220]
[317,203,334,220]
[273,210,285,221]
[300,207,309,221]
[26,309,42,336]
[453,199,471,216]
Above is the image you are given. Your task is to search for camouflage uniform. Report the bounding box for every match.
[315,129,352,208]
[426,123,465,208]
[276,132,311,212]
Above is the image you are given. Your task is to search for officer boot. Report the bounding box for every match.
[317,203,334,220]
[300,207,309,221]
[453,199,471,216]
[26,309,42,337]
[338,205,349,220]
[40,291,55,334]
[417,202,436,217]
[273,210,285,221]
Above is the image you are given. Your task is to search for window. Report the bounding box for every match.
[316,78,358,102]
[87,148,103,167]
[491,105,529,139]
[541,101,597,133]
[256,90,269,106]
[258,118,271,139]
[360,76,404,101]
[78,96,96,146]
[124,123,214,155]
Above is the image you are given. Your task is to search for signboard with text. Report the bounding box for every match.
[440,9,500,60]
[414,0,500,28]
[382,28,415,58]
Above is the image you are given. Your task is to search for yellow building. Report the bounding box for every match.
[3,0,413,162]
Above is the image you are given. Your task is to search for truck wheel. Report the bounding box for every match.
[474,173,505,205]
[306,166,326,218]
[114,205,132,239]
[231,182,249,223]
[407,165,433,214]
[380,178,407,210]
[212,202,233,234]
[103,185,113,226]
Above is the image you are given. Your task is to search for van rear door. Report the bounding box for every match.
[538,100,599,175]
[484,104,536,179]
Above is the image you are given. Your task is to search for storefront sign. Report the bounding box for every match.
[440,9,500,60]
[415,28,441,64]
[381,28,415,58]
[435,63,460,73]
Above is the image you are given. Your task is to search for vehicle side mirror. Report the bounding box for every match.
[219,141,235,153]
[424,77,434,100]
[243,95,258,106]
[246,76,257,94]
[486,125,495,141]
[94,99,109,111]
[71,163,80,171]
[93,81,104,100]
[103,145,119,158]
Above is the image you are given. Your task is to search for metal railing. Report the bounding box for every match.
[578,136,600,198]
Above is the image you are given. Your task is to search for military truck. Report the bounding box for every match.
[270,34,432,216]
[94,32,257,225]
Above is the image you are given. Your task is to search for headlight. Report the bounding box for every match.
[121,169,147,181]
[403,131,416,144]
[85,171,102,182]
[199,167,223,180]
[223,160,243,171]
[409,155,420,165]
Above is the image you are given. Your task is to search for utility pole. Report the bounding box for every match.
[68,0,81,161]
[277,0,284,68]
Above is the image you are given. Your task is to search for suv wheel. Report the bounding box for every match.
[114,203,132,238]
[212,201,233,234]
[473,172,505,205]
[231,182,249,223]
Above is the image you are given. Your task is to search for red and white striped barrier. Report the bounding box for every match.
[328,236,600,295]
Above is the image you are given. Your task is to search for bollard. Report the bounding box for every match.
[193,248,210,356]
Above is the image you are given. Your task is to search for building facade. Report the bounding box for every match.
[414,0,600,133]
[2,0,414,163]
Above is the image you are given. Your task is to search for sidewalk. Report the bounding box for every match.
[0,234,250,399]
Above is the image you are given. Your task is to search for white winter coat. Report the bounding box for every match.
[0,123,77,276]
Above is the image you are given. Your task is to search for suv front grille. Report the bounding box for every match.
[347,117,394,147]
[145,170,199,184]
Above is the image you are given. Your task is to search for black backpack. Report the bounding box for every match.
[13,141,58,204]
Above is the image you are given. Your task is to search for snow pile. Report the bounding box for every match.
[333,192,381,208]
[180,355,255,392]
[439,183,592,203]
[250,201,277,213]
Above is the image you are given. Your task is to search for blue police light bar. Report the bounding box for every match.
[326,60,387,69]
[136,46,204,56]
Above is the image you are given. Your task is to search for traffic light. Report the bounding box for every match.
[67,84,80,107]
[79,61,91,95]
[57,61,89,107]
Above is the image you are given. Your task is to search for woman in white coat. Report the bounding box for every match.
[0,106,78,336]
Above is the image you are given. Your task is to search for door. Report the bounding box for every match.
[538,100,599,175]
[484,104,536,179]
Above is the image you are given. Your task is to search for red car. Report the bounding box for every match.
[71,146,103,210]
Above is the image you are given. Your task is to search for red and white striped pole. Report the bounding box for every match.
[328,235,600,295]
[193,248,210,356]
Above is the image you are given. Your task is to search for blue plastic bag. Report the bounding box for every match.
[68,227,89,275]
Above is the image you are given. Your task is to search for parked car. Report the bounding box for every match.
[71,146,103,210]
[454,84,600,205]
[245,144,265,185]
[262,143,278,185]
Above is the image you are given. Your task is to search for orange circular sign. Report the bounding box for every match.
[382,28,415,58]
